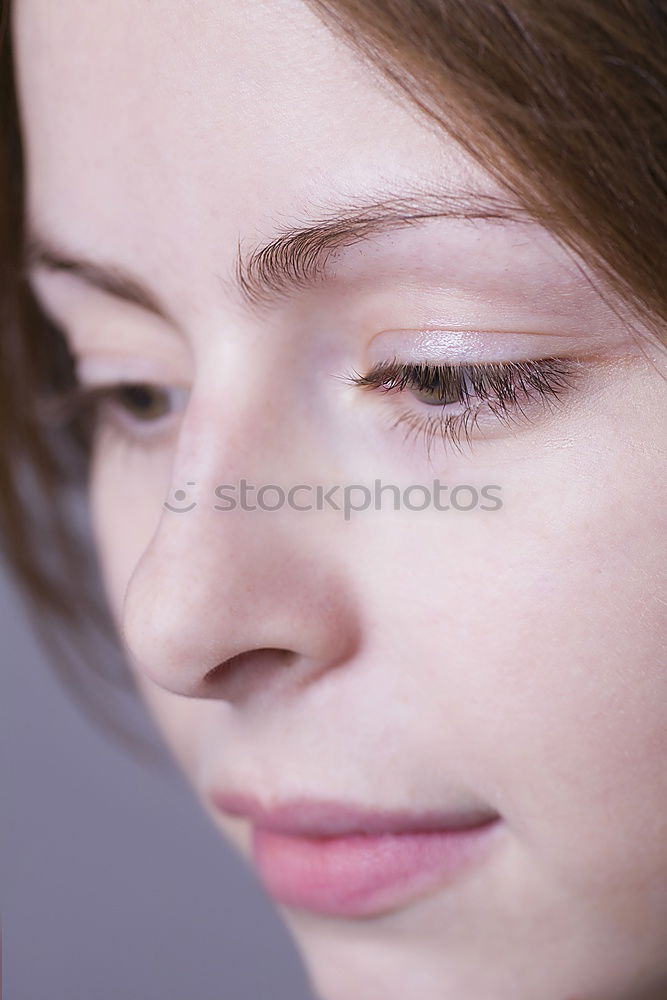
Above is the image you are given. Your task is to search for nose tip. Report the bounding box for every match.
[118,516,362,703]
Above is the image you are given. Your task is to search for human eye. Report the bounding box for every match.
[342,355,584,457]
[38,377,190,449]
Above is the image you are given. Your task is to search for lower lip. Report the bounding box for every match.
[251,819,501,918]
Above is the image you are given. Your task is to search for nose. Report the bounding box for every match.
[118,457,361,705]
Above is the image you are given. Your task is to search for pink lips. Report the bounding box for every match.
[211,791,502,917]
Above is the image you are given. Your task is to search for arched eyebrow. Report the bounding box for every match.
[233,187,537,310]
[24,184,537,323]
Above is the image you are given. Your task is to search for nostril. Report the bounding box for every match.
[201,647,298,700]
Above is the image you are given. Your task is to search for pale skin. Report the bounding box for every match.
[13,1,667,998]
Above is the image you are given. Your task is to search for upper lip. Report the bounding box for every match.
[209,789,500,837]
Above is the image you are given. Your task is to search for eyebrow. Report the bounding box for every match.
[24,184,538,321]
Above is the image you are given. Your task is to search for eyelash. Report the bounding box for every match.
[40,355,581,457]
[341,356,582,456]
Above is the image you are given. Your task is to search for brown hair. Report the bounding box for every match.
[1,0,665,750]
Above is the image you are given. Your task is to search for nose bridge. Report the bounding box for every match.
[172,339,330,492]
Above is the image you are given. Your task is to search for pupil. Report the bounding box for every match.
[118,384,165,418]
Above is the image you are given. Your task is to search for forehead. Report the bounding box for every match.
[13,0,497,309]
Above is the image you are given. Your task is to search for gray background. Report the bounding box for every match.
[1,565,316,1000]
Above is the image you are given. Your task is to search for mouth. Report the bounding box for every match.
[210,790,503,918]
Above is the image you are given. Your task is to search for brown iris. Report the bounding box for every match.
[112,383,171,421]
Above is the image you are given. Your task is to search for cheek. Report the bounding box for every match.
[397,440,667,894]
[89,437,172,620]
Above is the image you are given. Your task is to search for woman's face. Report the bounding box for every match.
[15,1,667,997]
